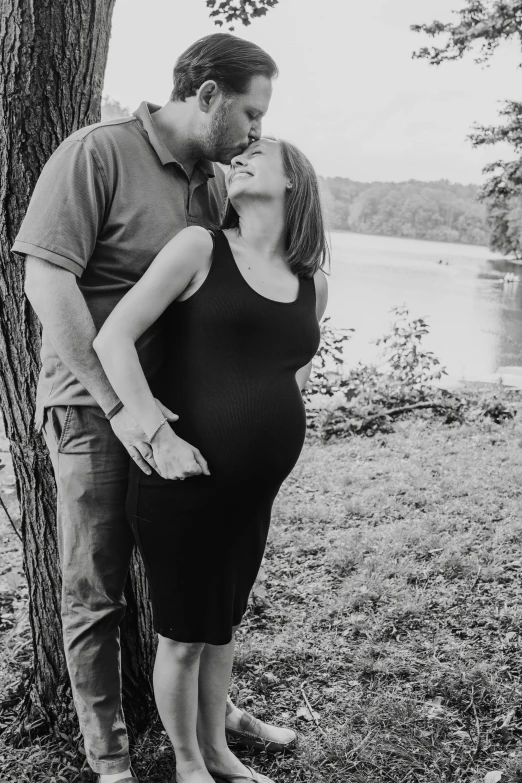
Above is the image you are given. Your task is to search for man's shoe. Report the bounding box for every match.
[225,697,297,753]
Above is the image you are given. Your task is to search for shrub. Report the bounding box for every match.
[305,306,517,439]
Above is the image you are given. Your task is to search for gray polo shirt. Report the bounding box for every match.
[12,101,227,431]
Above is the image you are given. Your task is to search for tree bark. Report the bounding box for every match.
[0,0,155,735]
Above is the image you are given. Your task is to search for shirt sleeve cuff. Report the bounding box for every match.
[11,240,85,277]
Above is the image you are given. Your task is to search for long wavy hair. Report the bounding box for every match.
[221,139,330,279]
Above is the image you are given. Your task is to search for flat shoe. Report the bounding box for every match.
[225,704,297,753]
[208,765,275,783]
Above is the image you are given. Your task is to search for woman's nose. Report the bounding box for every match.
[230,153,248,168]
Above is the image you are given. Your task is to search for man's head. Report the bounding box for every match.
[171,33,277,164]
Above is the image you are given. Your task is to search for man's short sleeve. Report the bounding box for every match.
[12,139,107,277]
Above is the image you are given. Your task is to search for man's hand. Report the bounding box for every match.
[110,398,179,475]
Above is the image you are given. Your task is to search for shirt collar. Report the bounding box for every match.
[132,101,216,179]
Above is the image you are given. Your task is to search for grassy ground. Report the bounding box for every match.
[1,401,522,782]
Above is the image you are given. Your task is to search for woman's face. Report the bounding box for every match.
[226,139,289,204]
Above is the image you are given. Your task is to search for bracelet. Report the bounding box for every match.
[148,417,168,443]
[105,401,124,420]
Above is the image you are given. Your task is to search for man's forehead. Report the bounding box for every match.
[241,75,272,111]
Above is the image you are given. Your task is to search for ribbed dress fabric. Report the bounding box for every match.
[125,229,321,644]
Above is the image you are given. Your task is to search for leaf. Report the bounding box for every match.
[454,730,471,739]
[424,696,445,719]
[484,773,503,783]
[296,705,320,722]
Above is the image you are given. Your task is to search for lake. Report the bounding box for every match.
[327,231,522,387]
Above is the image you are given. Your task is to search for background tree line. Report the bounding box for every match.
[319,176,488,245]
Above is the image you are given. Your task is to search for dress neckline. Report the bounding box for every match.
[219,230,302,306]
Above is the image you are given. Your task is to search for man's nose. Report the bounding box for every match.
[249,120,262,142]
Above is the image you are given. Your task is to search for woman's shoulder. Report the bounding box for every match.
[160,226,214,275]
[173,225,215,252]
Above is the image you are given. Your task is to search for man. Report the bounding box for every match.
[13,33,295,783]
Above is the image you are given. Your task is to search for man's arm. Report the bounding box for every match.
[24,255,121,414]
[24,255,177,474]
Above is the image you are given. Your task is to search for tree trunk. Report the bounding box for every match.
[0,0,156,736]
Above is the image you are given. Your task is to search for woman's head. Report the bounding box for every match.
[222,138,330,278]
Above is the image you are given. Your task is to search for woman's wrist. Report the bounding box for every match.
[147,417,169,443]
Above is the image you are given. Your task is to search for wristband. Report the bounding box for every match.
[105,401,124,420]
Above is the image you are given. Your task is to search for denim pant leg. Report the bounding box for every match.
[42,405,134,775]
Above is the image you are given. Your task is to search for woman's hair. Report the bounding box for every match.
[221,139,331,278]
[171,33,278,102]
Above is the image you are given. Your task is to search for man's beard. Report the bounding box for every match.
[202,100,243,164]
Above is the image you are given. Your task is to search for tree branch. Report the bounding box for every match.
[206,0,279,29]
[411,1,522,66]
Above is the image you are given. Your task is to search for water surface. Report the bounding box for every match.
[327,232,522,386]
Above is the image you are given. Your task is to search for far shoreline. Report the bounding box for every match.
[328,228,517,256]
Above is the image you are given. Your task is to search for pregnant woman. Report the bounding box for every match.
[94,137,328,783]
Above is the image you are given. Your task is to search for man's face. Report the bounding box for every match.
[200,74,273,164]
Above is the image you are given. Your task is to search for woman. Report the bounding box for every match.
[94,137,329,783]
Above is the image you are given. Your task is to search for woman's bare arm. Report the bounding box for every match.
[295,268,329,391]
[93,225,213,440]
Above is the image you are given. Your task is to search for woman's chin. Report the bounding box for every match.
[227,180,251,199]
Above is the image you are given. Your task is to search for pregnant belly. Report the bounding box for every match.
[169,375,307,485]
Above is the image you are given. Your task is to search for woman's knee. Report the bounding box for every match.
[157,634,205,661]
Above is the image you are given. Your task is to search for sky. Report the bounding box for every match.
[103,0,521,185]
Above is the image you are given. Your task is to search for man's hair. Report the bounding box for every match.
[170,33,278,101]
[222,139,330,279]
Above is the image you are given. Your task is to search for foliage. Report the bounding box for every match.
[411,2,522,257]
[374,306,448,392]
[100,95,130,121]
[206,0,279,29]
[305,307,517,439]
[302,317,354,399]
[320,177,489,245]
[469,102,522,257]
[411,1,522,67]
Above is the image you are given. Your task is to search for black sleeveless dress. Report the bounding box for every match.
[125,229,322,644]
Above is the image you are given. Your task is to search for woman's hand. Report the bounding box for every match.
[110,397,179,475]
[151,422,210,481]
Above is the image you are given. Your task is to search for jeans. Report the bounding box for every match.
[42,405,134,774]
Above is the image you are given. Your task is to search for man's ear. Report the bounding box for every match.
[197,80,219,114]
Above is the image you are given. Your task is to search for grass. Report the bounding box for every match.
[1,400,522,782]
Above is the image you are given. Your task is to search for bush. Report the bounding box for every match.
[305,306,517,439]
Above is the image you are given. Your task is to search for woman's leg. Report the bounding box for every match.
[197,624,252,776]
[153,635,215,783]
